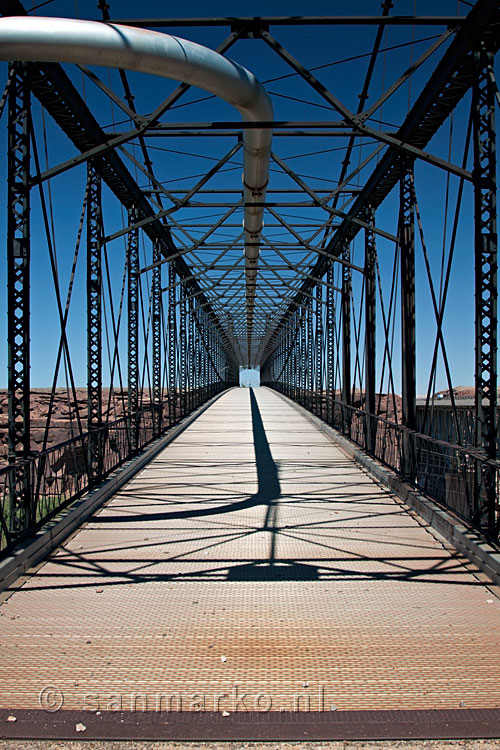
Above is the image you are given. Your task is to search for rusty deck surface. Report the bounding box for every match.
[1,386,500,721]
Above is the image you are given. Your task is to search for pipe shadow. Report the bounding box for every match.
[93,389,278,523]
[90,388,320,581]
[227,389,319,581]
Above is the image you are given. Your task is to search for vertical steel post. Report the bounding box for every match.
[193,302,200,407]
[400,163,416,432]
[197,306,202,403]
[200,310,208,401]
[316,282,323,417]
[285,322,290,397]
[214,332,219,394]
[179,280,187,414]
[219,341,223,392]
[342,244,352,414]
[87,159,103,481]
[168,261,177,426]
[188,297,195,412]
[152,240,162,436]
[301,303,307,407]
[400,161,416,480]
[307,298,313,411]
[201,311,207,399]
[473,44,498,532]
[365,207,377,452]
[215,331,220,393]
[326,263,335,425]
[297,310,301,402]
[293,310,299,402]
[7,62,32,535]
[127,206,139,451]
[209,326,215,397]
[284,328,288,394]
[218,336,222,388]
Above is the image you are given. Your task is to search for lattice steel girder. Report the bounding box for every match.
[87,160,103,479]
[179,280,187,416]
[315,282,323,415]
[7,61,30,463]
[306,298,313,409]
[473,44,498,532]
[127,207,139,415]
[168,261,177,425]
[188,298,195,411]
[87,161,102,431]
[365,208,377,451]
[400,164,417,432]
[193,300,201,396]
[201,309,207,392]
[473,45,498,453]
[342,245,352,406]
[7,61,32,536]
[326,264,335,424]
[127,206,140,451]
[152,240,162,436]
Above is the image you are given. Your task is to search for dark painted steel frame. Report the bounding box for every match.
[127,206,140,451]
[473,43,498,533]
[6,61,31,536]
[2,0,499,551]
[86,160,103,481]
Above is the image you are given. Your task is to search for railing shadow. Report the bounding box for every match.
[23,388,478,591]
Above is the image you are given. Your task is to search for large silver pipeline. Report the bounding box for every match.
[0,16,273,356]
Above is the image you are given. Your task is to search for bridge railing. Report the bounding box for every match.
[0,383,229,557]
[267,383,500,538]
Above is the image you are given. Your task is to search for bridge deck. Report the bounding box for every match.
[1,386,500,714]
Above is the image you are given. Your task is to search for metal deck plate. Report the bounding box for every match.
[1,389,499,739]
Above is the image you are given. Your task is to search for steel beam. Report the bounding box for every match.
[110,15,465,28]
[179,280,187,417]
[307,298,313,411]
[400,164,416,432]
[300,305,307,405]
[152,240,162,436]
[168,261,177,425]
[127,206,139,451]
[7,61,31,536]
[315,281,323,417]
[365,207,377,451]
[326,264,335,424]
[7,61,30,464]
[2,0,228,364]
[261,0,500,363]
[188,298,195,412]
[86,160,103,480]
[473,43,498,532]
[342,245,352,406]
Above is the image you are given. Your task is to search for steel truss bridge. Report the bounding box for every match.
[0,0,499,559]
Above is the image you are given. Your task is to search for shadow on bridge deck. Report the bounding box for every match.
[0,386,499,720]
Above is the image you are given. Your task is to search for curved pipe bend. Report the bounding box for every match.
[0,16,273,343]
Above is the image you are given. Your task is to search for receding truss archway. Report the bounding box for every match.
[0,0,498,552]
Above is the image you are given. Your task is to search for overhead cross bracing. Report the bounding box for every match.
[0,0,499,553]
[2,0,491,365]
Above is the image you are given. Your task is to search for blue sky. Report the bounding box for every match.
[0,0,490,396]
